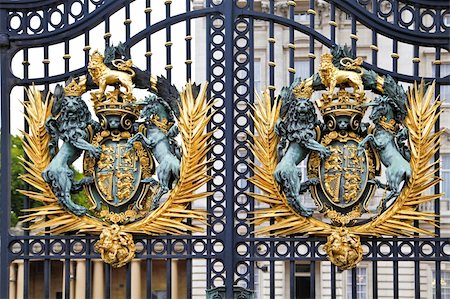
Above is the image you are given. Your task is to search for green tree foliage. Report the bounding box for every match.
[11,135,25,227]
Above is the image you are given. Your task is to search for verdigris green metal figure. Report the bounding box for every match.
[273,79,331,217]
[43,82,101,216]
[127,80,182,210]
[357,95,412,209]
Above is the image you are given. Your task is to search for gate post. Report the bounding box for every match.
[0,6,11,299]
[223,1,236,297]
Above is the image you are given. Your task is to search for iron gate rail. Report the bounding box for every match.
[0,0,449,298]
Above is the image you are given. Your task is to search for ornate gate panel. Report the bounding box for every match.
[0,1,449,298]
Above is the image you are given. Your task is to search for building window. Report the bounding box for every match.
[346,267,368,299]
[294,12,309,23]
[441,154,450,212]
[295,263,312,299]
[294,60,310,80]
[432,270,450,299]
[433,64,450,102]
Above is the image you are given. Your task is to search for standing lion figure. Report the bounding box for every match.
[43,83,101,216]
[274,79,330,217]
[319,53,364,97]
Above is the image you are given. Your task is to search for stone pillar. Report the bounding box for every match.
[171,259,179,299]
[16,260,24,299]
[92,260,105,299]
[75,260,86,299]
[130,259,141,299]
[9,263,16,299]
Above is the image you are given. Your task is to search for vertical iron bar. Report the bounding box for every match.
[165,1,172,82]
[86,242,92,299]
[309,0,315,74]
[289,260,295,299]
[249,0,256,292]
[146,0,152,73]
[331,264,336,299]
[23,45,30,299]
[0,7,11,298]
[393,238,399,299]
[205,0,213,290]
[269,0,275,99]
[330,2,336,43]
[64,261,71,299]
[186,0,192,81]
[310,260,315,298]
[104,16,110,48]
[126,262,131,299]
[289,2,294,83]
[434,47,442,299]
[351,15,356,56]
[166,240,172,299]
[371,31,377,65]
[223,1,235,298]
[372,239,378,299]
[351,267,357,299]
[146,249,152,299]
[105,263,111,299]
[43,44,51,299]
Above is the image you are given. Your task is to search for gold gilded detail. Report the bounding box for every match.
[323,229,363,271]
[99,210,140,224]
[95,225,136,268]
[64,79,86,96]
[88,50,135,96]
[319,53,364,98]
[324,207,361,226]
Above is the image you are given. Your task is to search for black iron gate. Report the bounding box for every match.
[1,0,449,298]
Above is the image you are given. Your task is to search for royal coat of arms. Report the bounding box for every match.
[250,45,442,270]
[20,43,213,267]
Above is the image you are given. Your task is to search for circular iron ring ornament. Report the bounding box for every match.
[249,47,443,271]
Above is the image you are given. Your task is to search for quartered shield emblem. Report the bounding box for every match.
[320,139,367,208]
[84,129,155,213]
[95,140,139,206]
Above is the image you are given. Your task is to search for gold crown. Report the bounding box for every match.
[91,89,140,119]
[316,89,367,117]
[292,78,314,99]
[64,79,86,96]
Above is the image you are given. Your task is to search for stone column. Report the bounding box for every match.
[75,260,86,299]
[16,260,24,299]
[130,259,141,299]
[9,263,16,299]
[92,260,105,299]
[171,259,179,299]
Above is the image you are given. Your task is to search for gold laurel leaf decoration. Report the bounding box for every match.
[354,81,443,236]
[248,90,332,236]
[19,86,106,234]
[20,82,212,237]
[250,81,442,238]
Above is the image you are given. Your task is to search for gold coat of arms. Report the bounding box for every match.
[19,43,213,267]
[250,45,443,270]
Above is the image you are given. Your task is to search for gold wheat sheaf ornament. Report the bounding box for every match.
[19,83,213,267]
[249,81,442,270]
